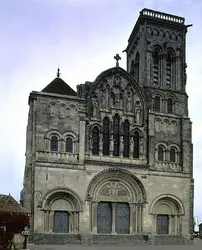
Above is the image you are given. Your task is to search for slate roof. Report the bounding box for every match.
[41,77,77,96]
[0,194,28,214]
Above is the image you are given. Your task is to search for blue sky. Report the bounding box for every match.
[0,0,202,221]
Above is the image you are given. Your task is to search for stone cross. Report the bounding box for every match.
[114,54,121,67]
[57,67,61,78]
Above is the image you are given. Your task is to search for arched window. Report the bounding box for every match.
[133,131,139,158]
[66,137,73,153]
[123,120,130,157]
[130,60,135,77]
[50,135,58,152]
[167,98,173,114]
[113,114,120,156]
[154,96,160,112]
[166,52,172,87]
[92,127,99,155]
[170,148,176,163]
[103,117,110,155]
[153,50,160,85]
[134,53,140,82]
[158,146,164,161]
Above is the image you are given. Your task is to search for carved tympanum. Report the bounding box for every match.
[98,181,129,197]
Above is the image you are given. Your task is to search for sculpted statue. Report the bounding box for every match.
[135,101,141,124]
[110,134,114,153]
[127,92,132,112]
[130,137,134,154]
[140,137,144,155]
[92,97,99,118]
[99,132,103,152]
[101,84,109,108]
[120,136,124,155]
[89,133,93,151]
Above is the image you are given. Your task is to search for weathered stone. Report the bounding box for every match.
[21,8,193,246]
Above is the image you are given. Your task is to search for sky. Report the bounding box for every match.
[0,0,202,221]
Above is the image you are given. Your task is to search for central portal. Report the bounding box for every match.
[97,202,130,234]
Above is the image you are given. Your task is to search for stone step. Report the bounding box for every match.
[92,234,149,245]
[152,235,194,245]
[32,233,81,245]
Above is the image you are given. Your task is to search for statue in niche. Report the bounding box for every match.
[134,101,141,124]
[89,132,93,152]
[100,82,109,108]
[113,75,122,87]
[139,137,144,155]
[130,137,134,154]
[99,132,103,152]
[112,87,122,108]
[127,92,132,113]
[92,96,99,118]
[120,136,124,155]
[110,134,114,153]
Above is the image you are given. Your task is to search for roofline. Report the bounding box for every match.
[28,91,82,105]
[125,8,188,53]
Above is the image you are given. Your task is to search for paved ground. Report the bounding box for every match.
[28,239,202,250]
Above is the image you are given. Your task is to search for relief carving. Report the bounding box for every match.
[120,136,124,155]
[91,96,99,118]
[110,134,114,153]
[139,137,144,155]
[130,137,134,155]
[134,100,141,124]
[126,92,132,113]
[99,181,128,197]
[100,80,109,109]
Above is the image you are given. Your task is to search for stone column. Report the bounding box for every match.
[49,211,54,232]
[69,212,73,233]
[139,204,142,233]
[74,212,79,233]
[92,202,98,233]
[129,203,135,234]
[168,215,172,235]
[174,215,178,235]
[44,211,48,231]
[135,203,138,233]
[112,203,117,234]
[79,116,86,163]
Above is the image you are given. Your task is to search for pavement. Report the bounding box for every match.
[27,238,202,250]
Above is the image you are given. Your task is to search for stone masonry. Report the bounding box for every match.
[20,8,194,245]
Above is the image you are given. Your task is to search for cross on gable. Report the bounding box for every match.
[114,54,121,67]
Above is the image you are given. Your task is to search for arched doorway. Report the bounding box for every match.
[86,168,147,234]
[149,194,185,235]
[42,187,82,233]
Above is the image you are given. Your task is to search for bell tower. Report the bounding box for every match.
[125,8,192,92]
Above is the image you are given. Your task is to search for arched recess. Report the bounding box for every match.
[86,168,146,202]
[149,194,184,235]
[86,168,147,234]
[41,187,82,233]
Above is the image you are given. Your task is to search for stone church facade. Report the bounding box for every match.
[21,8,194,245]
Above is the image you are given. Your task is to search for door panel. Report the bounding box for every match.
[53,211,69,233]
[156,214,169,234]
[97,202,112,234]
[115,203,130,234]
